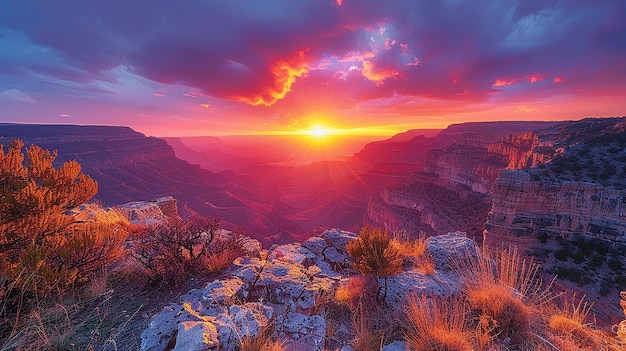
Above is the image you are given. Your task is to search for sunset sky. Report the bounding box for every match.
[1,0,625,137]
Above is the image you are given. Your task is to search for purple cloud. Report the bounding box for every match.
[0,0,624,134]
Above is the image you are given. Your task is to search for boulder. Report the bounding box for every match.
[173,321,219,351]
[383,270,462,306]
[426,231,478,271]
[321,229,358,252]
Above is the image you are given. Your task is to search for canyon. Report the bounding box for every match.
[4,118,624,249]
[3,117,626,326]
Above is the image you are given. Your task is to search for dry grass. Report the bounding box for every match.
[335,276,378,311]
[351,301,383,351]
[404,294,473,351]
[467,283,532,345]
[237,331,284,351]
[547,296,618,351]
[391,230,434,275]
[203,249,240,274]
[453,246,554,348]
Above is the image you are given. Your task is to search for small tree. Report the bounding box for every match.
[1,140,98,255]
[346,227,402,302]
[0,140,128,293]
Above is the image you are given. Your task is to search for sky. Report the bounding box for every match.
[0,0,625,137]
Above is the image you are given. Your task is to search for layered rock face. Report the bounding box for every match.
[484,117,626,247]
[367,175,491,240]
[365,121,555,239]
[486,171,626,246]
[0,124,174,169]
[425,130,553,194]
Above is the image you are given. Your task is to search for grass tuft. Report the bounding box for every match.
[404,294,473,351]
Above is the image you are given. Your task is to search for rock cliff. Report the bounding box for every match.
[365,121,556,239]
[485,170,626,247]
[484,117,626,247]
[0,124,174,169]
[367,175,491,240]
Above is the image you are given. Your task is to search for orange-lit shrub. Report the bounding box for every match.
[0,140,126,294]
[346,227,402,301]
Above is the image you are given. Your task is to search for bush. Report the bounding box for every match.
[0,140,125,294]
[0,140,130,347]
[1,140,98,252]
[130,216,243,284]
[346,227,402,301]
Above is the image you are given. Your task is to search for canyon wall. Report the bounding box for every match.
[1,124,175,170]
[485,170,626,246]
[484,117,626,246]
[367,175,491,240]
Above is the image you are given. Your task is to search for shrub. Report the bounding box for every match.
[346,227,402,301]
[0,140,128,294]
[1,140,98,256]
[130,216,242,284]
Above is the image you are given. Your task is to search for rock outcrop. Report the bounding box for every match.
[367,174,491,240]
[424,121,557,194]
[140,230,478,351]
[116,196,180,225]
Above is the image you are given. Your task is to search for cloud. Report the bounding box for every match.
[0,0,624,112]
[0,89,37,104]
[513,105,537,113]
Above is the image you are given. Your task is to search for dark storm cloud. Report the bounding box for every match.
[0,0,624,107]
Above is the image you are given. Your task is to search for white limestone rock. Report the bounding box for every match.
[278,312,326,351]
[382,340,409,351]
[302,236,328,255]
[268,243,316,265]
[426,231,478,271]
[383,270,462,306]
[173,321,219,351]
[321,229,358,252]
[181,277,245,306]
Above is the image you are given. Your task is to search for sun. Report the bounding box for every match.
[308,125,331,138]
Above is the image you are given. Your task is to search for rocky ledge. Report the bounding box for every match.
[140,231,478,351]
